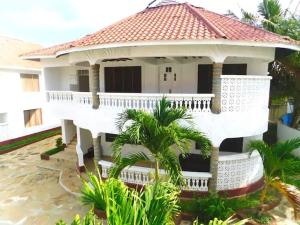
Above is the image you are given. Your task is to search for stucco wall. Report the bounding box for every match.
[277,122,300,157]
[45,57,269,94]
[0,68,59,141]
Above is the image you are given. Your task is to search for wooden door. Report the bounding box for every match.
[78,75,90,92]
[198,64,213,93]
[104,66,141,93]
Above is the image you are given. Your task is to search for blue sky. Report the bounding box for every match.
[0,0,297,47]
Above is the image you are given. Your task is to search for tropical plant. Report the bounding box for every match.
[241,0,300,126]
[248,138,300,218]
[80,167,180,225]
[81,169,106,211]
[193,217,249,225]
[56,210,102,225]
[110,97,211,184]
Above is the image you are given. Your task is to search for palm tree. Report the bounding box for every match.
[248,138,300,218]
[241,0,282,31]
[109,97,212,185]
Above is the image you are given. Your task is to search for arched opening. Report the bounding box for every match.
[220,137,244,153]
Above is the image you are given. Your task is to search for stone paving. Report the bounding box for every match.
[0,136,89,225]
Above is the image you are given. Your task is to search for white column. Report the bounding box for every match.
[76,126,84,167]
[61,120,67,144]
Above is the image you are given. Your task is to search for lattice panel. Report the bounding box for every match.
[217,152,264,191]
[220,76,271,112]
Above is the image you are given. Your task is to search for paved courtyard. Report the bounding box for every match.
[0,136,89,225]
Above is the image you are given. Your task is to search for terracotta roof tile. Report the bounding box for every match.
[23,3,299,58]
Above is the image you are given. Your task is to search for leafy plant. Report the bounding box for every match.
[193,217,249,225]
[80,167,180,225]
[81,169,106,211]
[248,139,300,218]
[246,211,273,224]
[56,210,102,225]
[110,97,211,185]
[56,137,63,148]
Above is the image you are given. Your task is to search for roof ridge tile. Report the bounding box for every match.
[184,3,227,39]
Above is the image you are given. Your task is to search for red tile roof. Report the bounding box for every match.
[23,3,299,58]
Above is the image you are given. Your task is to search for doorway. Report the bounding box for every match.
[78,70,90,92]
[159,64,179,93]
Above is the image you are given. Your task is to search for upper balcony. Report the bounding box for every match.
[45,74,271,146]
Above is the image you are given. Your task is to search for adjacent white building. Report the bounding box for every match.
[22,1,300,196]
[0,36,59,142]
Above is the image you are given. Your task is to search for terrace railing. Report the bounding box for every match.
[99,160,212,192]
[98,93,214,113]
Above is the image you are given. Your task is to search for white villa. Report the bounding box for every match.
[23,1,300,196]
[0,36,58,142]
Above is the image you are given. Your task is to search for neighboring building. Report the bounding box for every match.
[0,36,59,141]
[23,1,299,196]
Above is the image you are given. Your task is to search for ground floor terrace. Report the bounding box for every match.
[0,136,297,225]
[60,119,264,196]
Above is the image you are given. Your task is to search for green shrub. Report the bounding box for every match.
[43,147,63,156]
[56,137,63,148]
[180,192,261,224]
[56,210,102,225]
[80,167,180,225]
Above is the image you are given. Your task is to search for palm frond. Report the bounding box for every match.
[273,138,300,157]
[109,152,150,178]
[271,178,300,220]
[159,149,184,185]
[153,97,192,126]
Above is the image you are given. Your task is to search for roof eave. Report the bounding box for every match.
[22,39,300,60]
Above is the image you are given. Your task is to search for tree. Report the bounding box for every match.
[110,97,211,185]
[242,0,300,127]
[248,139,300,218]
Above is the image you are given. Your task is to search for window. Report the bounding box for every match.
[21,74,40,92]
[0,113,7,124]
[24,108,43,128]
[77,70,90,92]
[105,133,118,142]
[105,67,141,93]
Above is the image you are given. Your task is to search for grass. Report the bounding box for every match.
[0,128,61,152]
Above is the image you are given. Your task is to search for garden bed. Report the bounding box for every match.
[40,146,65,160]
[40,137,66,160]
[0,127,61,154]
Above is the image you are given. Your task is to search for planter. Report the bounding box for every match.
[40,153,50,160]
[94,208,107,219]
[277,122,300,158]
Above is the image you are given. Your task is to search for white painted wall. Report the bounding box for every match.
[45,56,269,95]
[79,128,93,154]
[277,122,300,158]
[0,68,59,141]
[61,119,76,144]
